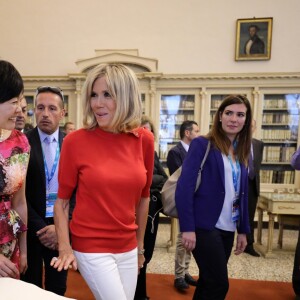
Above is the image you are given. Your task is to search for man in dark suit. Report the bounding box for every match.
[21,86,68,295]
[167,120,199,291]
[245,120,264,257]
[244,24,265,55]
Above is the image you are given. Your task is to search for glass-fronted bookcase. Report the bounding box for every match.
[159,94,195,168]
[260,93,300,187]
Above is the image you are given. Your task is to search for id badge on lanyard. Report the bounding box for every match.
[232,195,240,222]
[46,192,57,218]
[43,143,60,218]
[228,155,241,223]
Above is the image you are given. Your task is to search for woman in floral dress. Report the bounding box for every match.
[0,60,30,278]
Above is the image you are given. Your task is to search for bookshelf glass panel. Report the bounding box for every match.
[159,95,195,163]
[260,94,300,184]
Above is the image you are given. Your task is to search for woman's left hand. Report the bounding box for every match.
[182,232,196,251]
[138,253,145,274]
[234,233,247,255]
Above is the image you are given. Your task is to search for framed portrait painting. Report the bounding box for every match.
[235,17,273,61]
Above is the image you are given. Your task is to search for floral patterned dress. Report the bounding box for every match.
[0,129,30,274]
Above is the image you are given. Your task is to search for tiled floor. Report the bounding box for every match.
[147,223,298,282]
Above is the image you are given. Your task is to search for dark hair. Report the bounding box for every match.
[63,121,74,130]
[179,120,198,139]
[141,115,156,140]
[0,60,24,103]
[207,94,252,165]
[248,24,259,31]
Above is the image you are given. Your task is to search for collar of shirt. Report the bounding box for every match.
[38,127,59,143]
[180,140,189,152]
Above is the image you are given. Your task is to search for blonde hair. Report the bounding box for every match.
[82,63,142,133]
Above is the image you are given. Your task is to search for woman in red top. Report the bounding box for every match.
[52,63,154,300]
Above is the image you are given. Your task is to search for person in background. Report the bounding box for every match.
[21,86,68,295]
[24,123,34,133]
[167,120,199,291]
[52,63,154,300]
[244,120,264,257]
[0,60,30,278]
[244,24,265,55]
[134,115,168,300]
[291,147,300,300]
[176,95,252,300]
[15,96,28,132]
[63,122,76,135]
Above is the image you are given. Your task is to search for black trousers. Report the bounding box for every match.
[134,209,160,299]
[293,228,300,296]
[247,179,258,246]
[192,228,234,300]
[21,225,68,295]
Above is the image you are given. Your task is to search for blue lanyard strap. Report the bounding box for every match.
[227,154,241,196]
[42,144,60,187]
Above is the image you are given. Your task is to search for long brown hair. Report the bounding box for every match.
[206,94,252,165]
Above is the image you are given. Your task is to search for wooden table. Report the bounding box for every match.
[256,192,300,257]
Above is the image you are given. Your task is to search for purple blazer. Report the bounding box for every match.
[175,136,250,234]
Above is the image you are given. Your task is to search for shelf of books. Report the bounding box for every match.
[260,93,300,186]
[209,94,229,126]
[159,95,195,165]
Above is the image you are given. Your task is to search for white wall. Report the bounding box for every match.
[0,0,299,76]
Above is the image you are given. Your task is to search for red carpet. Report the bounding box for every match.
[65,269,295,300]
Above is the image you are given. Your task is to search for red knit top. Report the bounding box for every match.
[58,127,154,253]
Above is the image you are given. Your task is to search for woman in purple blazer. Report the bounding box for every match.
[175,95,252,300]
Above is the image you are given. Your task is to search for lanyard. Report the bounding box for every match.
[42,143,60,189]
[227,154,241,197]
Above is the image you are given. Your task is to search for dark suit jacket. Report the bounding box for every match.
[244,35,265,54]
[166,142,187,175]
[25,127,65,235]
[251,138,264,197]
[176,137,250,234]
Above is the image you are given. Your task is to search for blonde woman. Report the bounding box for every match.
[52,64,154,300]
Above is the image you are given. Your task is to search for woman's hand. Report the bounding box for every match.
[234,233,247,255]
[50,248,77,271]
[0,254,19,278]
[182,232,196,251]
[19,252,27,275]
[138,253,145,274]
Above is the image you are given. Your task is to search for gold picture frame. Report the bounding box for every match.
[235,17,273,61]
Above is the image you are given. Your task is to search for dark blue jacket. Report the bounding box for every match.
[175,136,250,234]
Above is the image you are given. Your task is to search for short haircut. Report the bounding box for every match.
[0,60,24,103]
[82,63,142,133]
[63,121,74,130]
[248,24,259,31]
[179,120,198,139]
[141,115,157,140]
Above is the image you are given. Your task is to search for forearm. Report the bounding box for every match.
[136,197,150,250]
[18,231,27,258]
[54,198,71,251]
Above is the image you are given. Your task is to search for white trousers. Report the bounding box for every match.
[74,248,138,300]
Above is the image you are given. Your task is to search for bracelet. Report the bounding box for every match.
[138,249,145,255]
